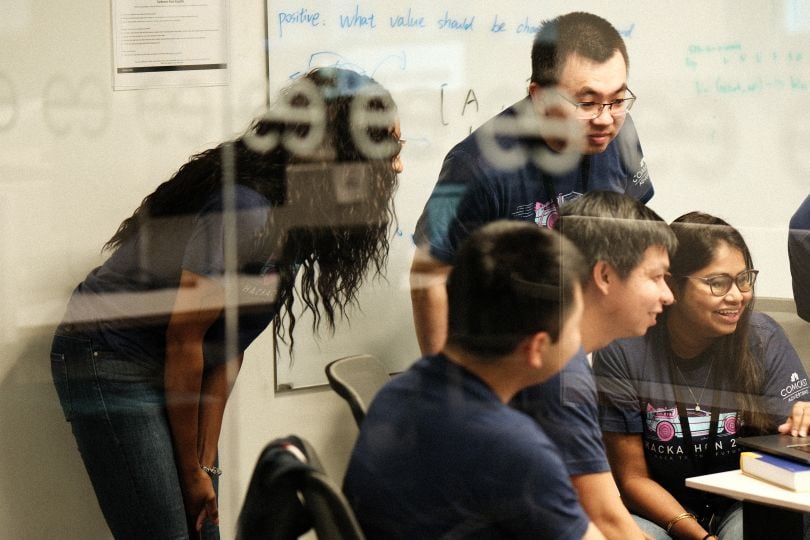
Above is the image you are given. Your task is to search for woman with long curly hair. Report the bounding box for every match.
[594,212,810,539]
[50,67,402,539]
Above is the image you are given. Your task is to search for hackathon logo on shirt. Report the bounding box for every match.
[643,403,739,460]
[531,191,582,228]
[239,259,280,301]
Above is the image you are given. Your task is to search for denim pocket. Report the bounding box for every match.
[50,351,73,421]
[92,350,165,412]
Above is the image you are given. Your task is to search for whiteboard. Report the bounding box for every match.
[267,0,810,389]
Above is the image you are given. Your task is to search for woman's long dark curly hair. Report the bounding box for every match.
[668,212,770,433]
[104,67,399,354]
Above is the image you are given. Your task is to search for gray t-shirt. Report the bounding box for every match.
[594,311,809,511]
[62,184,283,368]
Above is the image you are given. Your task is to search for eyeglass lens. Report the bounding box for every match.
[708,270,758,296]
[577,99,633,118]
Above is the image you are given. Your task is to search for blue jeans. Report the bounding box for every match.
[50,332,220,540]
[634,503,810,539]
[632,502,743,539]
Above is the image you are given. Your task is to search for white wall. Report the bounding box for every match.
[1,1,808,538]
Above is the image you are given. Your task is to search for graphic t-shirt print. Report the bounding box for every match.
[644,403,738,460]
[532,191,582,229]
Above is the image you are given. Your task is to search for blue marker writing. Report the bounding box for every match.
[390,8,425,28]
[277,8,321,38]
[437,11,474,31]
[340,5,377,29]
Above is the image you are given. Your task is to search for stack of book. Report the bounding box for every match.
[740,451,810,492]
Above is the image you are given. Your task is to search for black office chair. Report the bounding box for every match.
[325,354,391,427]
[236,435,365,540]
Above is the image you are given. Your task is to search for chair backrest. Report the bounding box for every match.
[236,435,365,540]
[302,469,365,540]
[325,354,391,427]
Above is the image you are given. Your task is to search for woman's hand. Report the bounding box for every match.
[778,401,810,437]
[181,468,219,537]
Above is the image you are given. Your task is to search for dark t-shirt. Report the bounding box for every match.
[414,96,653,264]
[413,97,652,477]
[594,312,809,511]
[343,354,590,539]
[61,185,283,368]
[511,349,610,475]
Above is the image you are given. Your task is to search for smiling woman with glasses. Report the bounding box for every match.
[593,211,810,540]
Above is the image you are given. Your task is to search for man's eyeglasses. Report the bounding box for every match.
[680,269,759,297]
[557,88,637,120]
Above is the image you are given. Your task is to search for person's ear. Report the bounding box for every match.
[524,331,551,370]
[592,260,617,296]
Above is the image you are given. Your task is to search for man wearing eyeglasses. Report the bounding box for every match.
[411,12,652,540]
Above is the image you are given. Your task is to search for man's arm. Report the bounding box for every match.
[570,471,648,540]
[409,248,452,355]
[583,522,607,540]
[513,354,644,539]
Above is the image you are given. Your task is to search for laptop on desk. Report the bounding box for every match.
[737,434,810,465]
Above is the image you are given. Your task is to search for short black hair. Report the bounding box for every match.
[446,221,587,359]
[531,12,629,86]
[556,191,677,278]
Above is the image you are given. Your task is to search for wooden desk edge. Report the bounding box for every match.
[686,470,810,513]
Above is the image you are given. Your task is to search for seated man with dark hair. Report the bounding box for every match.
[511,190,677,539]
[343,221,601,539]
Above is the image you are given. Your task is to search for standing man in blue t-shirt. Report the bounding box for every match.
[411,12,655,540]
[412,11,651,356]
[789,195,810,322]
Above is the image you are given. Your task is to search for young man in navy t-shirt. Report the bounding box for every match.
[509,192,677,539]
[345,222,602,539]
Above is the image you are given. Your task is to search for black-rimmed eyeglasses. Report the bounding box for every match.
[680,269,759,297]
[557,88,637,120]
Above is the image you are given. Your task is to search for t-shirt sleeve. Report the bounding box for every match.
[511,352,610,475]
[754,312,810,422]
[182,186,271,277]
[593,341,645,434]
[476,422,591,539]
[413,145,495,264]
[615,114,654,203]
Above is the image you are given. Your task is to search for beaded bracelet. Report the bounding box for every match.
[201,465,222,477]
[665,511,696,533]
